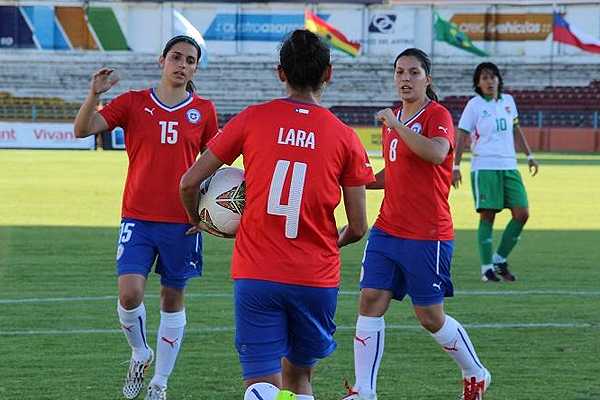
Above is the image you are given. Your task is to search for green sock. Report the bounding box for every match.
[478,219,494,266]
[497,219,525,259]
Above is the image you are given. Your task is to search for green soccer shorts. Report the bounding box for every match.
[470,169,529,211]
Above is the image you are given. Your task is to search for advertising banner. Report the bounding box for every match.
[0,122,95,149]
[450,13,553,41]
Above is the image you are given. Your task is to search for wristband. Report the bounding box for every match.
[453,165,460,171]
[527,154,535,161]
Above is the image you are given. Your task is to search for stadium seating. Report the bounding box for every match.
[0,51,598,126]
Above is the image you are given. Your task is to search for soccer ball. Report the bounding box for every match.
[244,383,294,400]
[198,167,245,237]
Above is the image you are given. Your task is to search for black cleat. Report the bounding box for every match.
[494,262,516,282]
[481,268,501,282]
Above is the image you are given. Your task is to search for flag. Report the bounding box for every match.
[553,12,600,54]
[434,13,488,57]
[304,10,361,57]
[173,9,209,68]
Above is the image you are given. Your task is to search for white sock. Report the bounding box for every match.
[244,382,279,400]
[353,315,385,398]
[150,309,186,389]
[117,302,151,361]
[492,253,506,264]
[431,315,485,378]
[295,395,314,400]
[480,264,494,274]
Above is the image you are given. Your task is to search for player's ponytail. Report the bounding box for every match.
[186,80,196,93]
[279,29,331,93]
[162,35,201,94]
[394,48,439,102]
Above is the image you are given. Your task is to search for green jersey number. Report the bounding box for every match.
[495,118,508,133]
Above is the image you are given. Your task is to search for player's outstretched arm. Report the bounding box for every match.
[337,185,368,248]
[180,149,225,228]
[367,169,385,190]
[74,68,117,138]
[452,129,469,188]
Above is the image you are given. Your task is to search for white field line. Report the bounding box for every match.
[1,289,600,305]
[0,322,595,336]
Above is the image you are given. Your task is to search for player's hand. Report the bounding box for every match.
[452,169,462,189]
[528,158,539,176]
[90,68,119,96]
[185,221,235,239]
[375,108,398,128]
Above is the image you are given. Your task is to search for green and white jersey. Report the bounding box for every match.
[458,94,519,170]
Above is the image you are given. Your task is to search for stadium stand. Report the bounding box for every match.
[0,51,598,127]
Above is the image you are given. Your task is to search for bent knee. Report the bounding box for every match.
[119,291,143,309]
[416,313,445,333]
[359,289,391,316]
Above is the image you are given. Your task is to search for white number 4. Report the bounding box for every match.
[267,160,307,239]
[159,121,178,144]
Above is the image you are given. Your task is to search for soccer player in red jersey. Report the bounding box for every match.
[341,49,490,400]
[74,36,218,400]
[180,30,374,400]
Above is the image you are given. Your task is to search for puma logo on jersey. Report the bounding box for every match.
[121,324,133,332]
[432,282,442,291]
[144,107,155,116]
[295,108,309,115]
[438,126,448,134]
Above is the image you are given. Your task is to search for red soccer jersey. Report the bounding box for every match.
[374,101,455,240]
[100,89,218,223]
[208,99,374,288]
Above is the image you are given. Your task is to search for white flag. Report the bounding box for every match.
[173,9,208,68]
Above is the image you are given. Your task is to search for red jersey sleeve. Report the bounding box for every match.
[341,129,376,187]
[207,108,247,165]
[426,106,455,150]
[200,101,219,150]
[98,91,132,130]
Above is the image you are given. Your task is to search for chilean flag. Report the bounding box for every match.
[553,12,600,54]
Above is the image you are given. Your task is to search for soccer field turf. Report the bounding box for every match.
[1,150,599,399]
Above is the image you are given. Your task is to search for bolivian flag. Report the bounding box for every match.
[305,10,361,57]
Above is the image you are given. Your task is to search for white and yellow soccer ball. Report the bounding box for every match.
[244,382,296,400]
[198,167,245,237]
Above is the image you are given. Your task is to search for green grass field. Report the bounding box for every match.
[1,150,599,399]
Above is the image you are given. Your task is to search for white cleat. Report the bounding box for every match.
[122,349,154,399]
[144,384,167,400]
[460,368,491,400]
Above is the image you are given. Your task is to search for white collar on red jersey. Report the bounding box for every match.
[398,99,431,125]
[150,89,193,112]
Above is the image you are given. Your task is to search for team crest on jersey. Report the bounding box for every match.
[410,123,423,134]
[505,106,511,114]
[482,110,491,118]
[186,108,201,124]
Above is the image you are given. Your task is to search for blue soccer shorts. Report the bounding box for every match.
[234,279,338,379]
[360,227,454,306]
[115,218,203,289]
